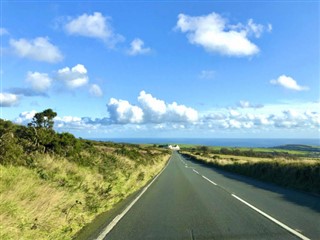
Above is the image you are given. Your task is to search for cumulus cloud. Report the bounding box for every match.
[26,71,52,92]
[137,91,167,122]
[106,91,199,124]
[0,92,19,107]
[167,102,199,123]
[89,84,103,97]
[64,12,124,46]
[127,38,151,56]
[137,91,198,123]
[270,75,309,91]
[57,64,89,88]
[10,37,63,63]
[176,12,271,56]
[107,98,144,124]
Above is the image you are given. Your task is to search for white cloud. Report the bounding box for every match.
[167,102,198,123]
[13,101,319,137]
[55,116,95,130]
[57,64,89,88]
[238,100,263,109]
[138,91,167,122]
[107,91,199,124]
[176,12,271,56]
[89,84,103,97]
[64,12,124,46]
[270,75,309,91]
[137,91,198,123]
[203,101,320,131]
[107,98,144,124]
[14,111,97,131]
[0,28,9,35]
[229,109,241,117]
[14,110,37,124]
[0,93,19,107]
[246,19,265,38]
[127,38,151,56]
[10,37,63,63]
[26,71,52,92]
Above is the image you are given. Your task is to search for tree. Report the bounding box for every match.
[28,109,57,129]
[27,109,57,153]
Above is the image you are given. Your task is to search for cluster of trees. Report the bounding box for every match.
[0,109,93,165]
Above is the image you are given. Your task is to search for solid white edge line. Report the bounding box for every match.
[202,175,217,186]
[95,157,171,240]
[192,169,199,174]
[231,194,310,240]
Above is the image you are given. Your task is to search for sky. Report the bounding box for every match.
[1,0,319,139]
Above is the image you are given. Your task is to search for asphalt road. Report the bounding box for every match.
[100,151,320,240]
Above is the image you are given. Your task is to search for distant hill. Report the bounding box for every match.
[273,144,320,153]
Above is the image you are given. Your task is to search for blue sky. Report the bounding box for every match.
[1,1,319,138]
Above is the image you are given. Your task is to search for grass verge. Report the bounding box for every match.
[0,144,170,240]
[181,151,320,195]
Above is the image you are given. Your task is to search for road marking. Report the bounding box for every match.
[202,175,217,186]
[192,169,199,174]
[231,194,310,240]
[96,157,171,240]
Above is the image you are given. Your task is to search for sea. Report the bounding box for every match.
[92,138,320,148]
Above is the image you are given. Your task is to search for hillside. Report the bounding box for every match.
[0,110,170,240]
[273,144,320,153]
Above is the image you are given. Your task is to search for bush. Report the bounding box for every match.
[0,132,24,165]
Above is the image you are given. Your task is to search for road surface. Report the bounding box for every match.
[98,151,320,240]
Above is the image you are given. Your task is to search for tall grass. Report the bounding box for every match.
[0,146,170,239]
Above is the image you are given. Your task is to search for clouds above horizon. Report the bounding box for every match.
[9,37,63,63]
[270,75,309,91]
[176,12,271,56]
[107,91,199,124]
[13,100,320,136]
[238,100,263,109]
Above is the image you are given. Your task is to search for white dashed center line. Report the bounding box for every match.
[192,169,199,174]
[202,175,218,186]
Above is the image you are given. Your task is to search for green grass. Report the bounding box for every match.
[0,144,170,240]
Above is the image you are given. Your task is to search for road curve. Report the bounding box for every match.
[100,151,319,240]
